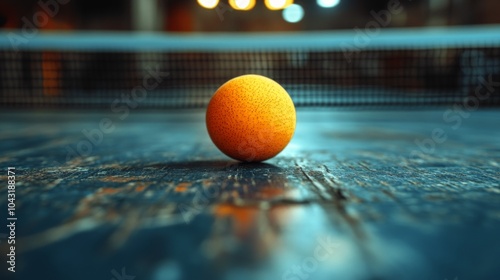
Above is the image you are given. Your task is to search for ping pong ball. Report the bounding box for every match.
[206,74,296,162]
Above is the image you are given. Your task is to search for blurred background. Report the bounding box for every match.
[1,0,499,109]
[1,0,499,33]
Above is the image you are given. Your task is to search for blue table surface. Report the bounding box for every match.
[0,109,499,280]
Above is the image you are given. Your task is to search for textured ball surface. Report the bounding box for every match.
[206,74,296,162]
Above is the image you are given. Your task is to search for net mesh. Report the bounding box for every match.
[1,28,500,109]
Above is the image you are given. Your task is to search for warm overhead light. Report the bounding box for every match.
[282,4,303,23]
[198,0,219,9]
[317,0,340,8]
[265,0,293,11]
[229,0,256,11]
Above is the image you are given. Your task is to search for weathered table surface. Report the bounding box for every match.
[0,109,499,280]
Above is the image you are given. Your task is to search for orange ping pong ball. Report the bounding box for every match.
[206,74,296,162]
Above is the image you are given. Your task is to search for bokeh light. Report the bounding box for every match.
[282,4,304,23]
[197,0,219,9]
[265,0,294,11]
[317,0,341,8]
[229,0,256,11]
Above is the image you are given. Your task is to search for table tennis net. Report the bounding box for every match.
[1,27,500,109]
